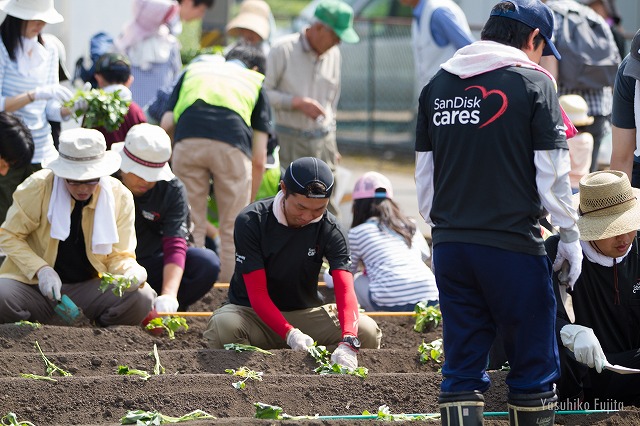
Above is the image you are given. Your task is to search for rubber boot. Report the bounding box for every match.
[438,391,484,426]
[507,390,557,426]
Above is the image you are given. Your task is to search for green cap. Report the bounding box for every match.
[314,0,359,44]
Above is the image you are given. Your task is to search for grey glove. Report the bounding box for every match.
[560,324,607,373]
[286,328,314,351]
[33,84,73,102]
[37,266,62,301]
[331,343,358,370]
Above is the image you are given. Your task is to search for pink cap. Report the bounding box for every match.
[352,171,393,200]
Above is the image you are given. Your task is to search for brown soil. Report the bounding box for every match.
[1,286,638,425]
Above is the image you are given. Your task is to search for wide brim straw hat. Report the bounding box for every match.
[42,128,121,180]
[0,0,63,24]
[573,170,640,241]
[226,0,271,41]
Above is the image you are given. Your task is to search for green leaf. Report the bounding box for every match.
[19,373,57,382]
[413,302,442,333]
[1,412,36,426]
[254,403,284,420]
[223,343,273,354]
[13,320,40,329]
[35,341,72,377]
[117,365,151,381]
[144,316,188,339]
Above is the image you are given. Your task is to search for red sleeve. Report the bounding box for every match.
[162,236,187,269]
[244,269,293,339]
[331,269,359,337]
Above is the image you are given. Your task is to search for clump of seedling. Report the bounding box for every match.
[418,338,444,365]
[34,341,72,377]
[1,412,36,426]
[362,405,432,421]
[117,365,151,381]
[99,272,137,297]
[13,320,40,329]
[225,366,263,390]
[413,302,442,332]
[254,403,314,420]
[150,344,165,375]
[144,316,188,339]
[223,343,273,354]
[64,88,130,132]
[121,409,215,424]
[307,344,368,378]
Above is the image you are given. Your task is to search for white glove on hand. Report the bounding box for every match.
[331,343,358,370]
[560,324,607,373]
[286,328,314,351]
[553,240,583,290]
[33,84,73,102]
[154,295,179,313]
[124,264,148,290]
[37,266,62,302]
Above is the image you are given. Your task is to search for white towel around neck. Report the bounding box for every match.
[47,176,119,255]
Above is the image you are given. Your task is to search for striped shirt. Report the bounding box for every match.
[0,40,60,164]
[348,218,438,307]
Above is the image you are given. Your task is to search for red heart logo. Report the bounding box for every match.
[465,85,508,128]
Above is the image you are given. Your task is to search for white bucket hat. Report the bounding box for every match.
[0,0,63,24]
[42,128,121,180]
[559,94,594,127]
[111,123,174,182]
[573,170,640,241]
[226,0,271,41]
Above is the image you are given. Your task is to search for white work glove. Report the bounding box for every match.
[331,343,358,370]
[560,324,607,373]
[33,84,73,102]
[37,266,62,302]
[154,295,179,313]
[124,264,148,290]
[553,239,583,290]
[286,328,314,351]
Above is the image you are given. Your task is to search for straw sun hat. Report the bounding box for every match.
[574,170,640,241]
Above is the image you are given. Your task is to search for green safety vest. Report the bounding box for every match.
[173,61,264,126]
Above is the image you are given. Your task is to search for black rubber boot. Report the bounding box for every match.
[507,390,557,426]
[438,391,484,426]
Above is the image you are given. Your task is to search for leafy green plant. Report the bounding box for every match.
[99,272,136,297]
[64,88,130,132]
[117,365,151,381]
[121,409,215,424]
[35,341,72,377]
[144,317,188,340]
[253,403,313,420]
[413,302,442,332]
[13,320,40,329]
[150,344,165,376]
[307,344,368,378]
[362,405,431,421]
[418,338,444,365]
[19,373,57,382]
[225,366,263,390]
[1,412,36,426]
[223,343,272,355]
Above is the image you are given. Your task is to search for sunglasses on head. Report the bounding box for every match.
[65,178,100,186]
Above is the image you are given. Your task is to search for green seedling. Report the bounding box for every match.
[13,320,40,329]
[1,412,36,426]
[418,338,444,365]
[223,343,273,355]
[144,316,188,340]
[413,302,442,332]
[20,373,57,382]
[362,405,431,421]
[117,365,151,381]
[307,344,368,378]
[225,366,263,390]
[121,409,215,424]
[253,403,314,420]
[150,344,165,375]
[99,272,136,297]
[35,341,72,377]
[63,88,130,132]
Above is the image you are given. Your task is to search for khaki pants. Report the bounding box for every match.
[0,278,156,326]
[172,138,252,282]
[203,303,382,349]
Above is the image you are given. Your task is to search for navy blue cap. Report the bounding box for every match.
[283,157,334,199]
[490,0,561,60]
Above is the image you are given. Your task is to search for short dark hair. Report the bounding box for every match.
[0,113,34,168]
[178,0,215,7]
[95,53,131,85]
[225,44,266,75]
[481,2,545,52]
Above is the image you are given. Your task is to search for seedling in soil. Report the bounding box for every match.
[418,338,444,365]
[64,88,130,132]
[117,365,151,381]
[362,405,431,421]
[144,316,188,339]
[413,302,442,332]
[13,320,40,329]
[150,344,165,375]
[254,403,313,420]
[34,341,72,377]
[121,409,215,424]
[19,373,57,382]
[1,412,36,426]
[307,344,368,378]
[223,343,273,355]
[225,366,263,389]
[99,272,136,297]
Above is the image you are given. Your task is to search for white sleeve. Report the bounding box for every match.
[534,149,579,242]
[415,151,435,227]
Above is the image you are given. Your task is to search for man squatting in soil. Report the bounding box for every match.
[204,157,381,370]
[415,0,582,424]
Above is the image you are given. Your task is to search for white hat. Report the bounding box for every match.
[111,123,174,182]
[559,94,594,127]
[226,0,271,41]
[0,0,63,24]
[43,129,121,180]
